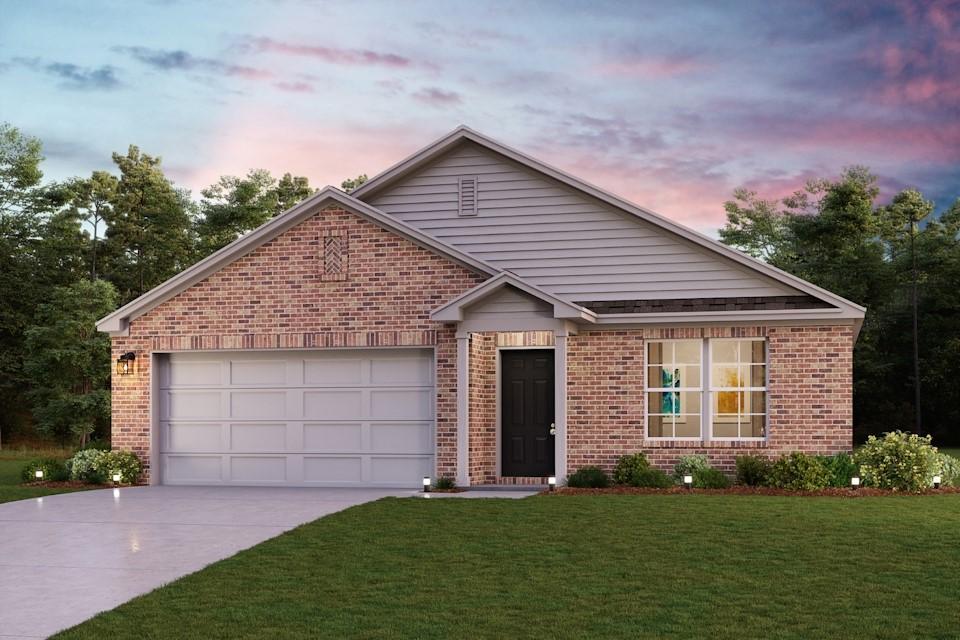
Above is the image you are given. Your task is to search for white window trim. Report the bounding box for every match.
[645,337,768,443]
[644,338,704,441]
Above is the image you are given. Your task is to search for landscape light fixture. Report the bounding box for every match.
[548,476,556,492]
[116,351,136,376]
[933,475,942,490]
[851,476,861,489]
[683,475,693,490]
[422,476,431,493]
[35,469,43,480]
[112,472,122,485]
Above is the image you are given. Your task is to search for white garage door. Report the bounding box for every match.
[158,349,435,487]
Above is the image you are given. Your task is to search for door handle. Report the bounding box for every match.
[549,423,556,436]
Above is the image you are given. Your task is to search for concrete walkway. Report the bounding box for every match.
[0,486,412,639]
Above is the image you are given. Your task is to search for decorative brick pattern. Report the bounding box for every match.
[566,325,854,475]
[495,331,555,347]
[110,206,486,482]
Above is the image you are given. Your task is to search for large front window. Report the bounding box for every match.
[646,338,767,441]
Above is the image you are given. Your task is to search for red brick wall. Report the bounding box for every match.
[468,333,497,484]
[566,325,854,476]
[111,206,485,482]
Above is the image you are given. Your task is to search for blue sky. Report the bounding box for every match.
[1,0,957,231]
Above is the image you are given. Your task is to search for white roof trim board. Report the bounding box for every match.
[353,125,866,318]
[431,272,597,322]
[96,187,500,335]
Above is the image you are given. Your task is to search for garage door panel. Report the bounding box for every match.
[166,422,222,452]
[166,391,223,419]
[230,360,287,385]
[370,422,432,453]
[167,360,223,387]
[304,359,363,385]
[370,456,433,484]
[230,391,287,419]
[370,389,432,419]
[230,423,287,451]
[230,456,287,483]
[303,457,363,483]
[303,390,363,419]
[303,423,362,451]
[166,455,222,482]
[161,349,434,487]
[370,357,432,385]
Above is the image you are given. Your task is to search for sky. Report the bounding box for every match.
[1,0,958,232]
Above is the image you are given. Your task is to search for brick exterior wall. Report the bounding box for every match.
[110,206,486,482]
[566,325,854,476]
[468,333,497,484]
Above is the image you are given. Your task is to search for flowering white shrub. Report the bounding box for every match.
[66,449,107,483]
[853,431,940,492]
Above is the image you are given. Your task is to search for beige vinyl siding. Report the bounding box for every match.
[462,286,553,322]
[369,142,801,302]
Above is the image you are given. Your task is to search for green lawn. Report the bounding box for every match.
[0,448,82,504]
[939,447,960,460]
[56,494,960,640]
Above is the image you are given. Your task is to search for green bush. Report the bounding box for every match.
[693,467,732,489]
[735,454,772,486]
[20,458,68,483]
[612,453,650,485]
[66,448,108,483]
[672,454,710,483]
[627,467,674,488]
[92,450,143,485]
[821,453,858,488]
[767,452,831,491]
[935,453,960,487]
[854,431,939,492]
[434,476,456,490]
[566,466,611,488]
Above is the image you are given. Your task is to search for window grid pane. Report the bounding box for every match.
[646,340,703,439]
[710,339,766,439]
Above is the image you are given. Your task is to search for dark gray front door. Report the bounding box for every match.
[501,350,555,477]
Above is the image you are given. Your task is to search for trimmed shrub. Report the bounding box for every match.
[613,453,650,485]
[821,453,858,488]
[627,467,674,488]
[735,454,772,486]
[20,458,68,483]
[767,453,831,491]
[567,466,611,488]
[66,449,108,483]
[672,454,710,483]
[936,453,960,487]
[92,450,143,485]
[693,467,732,489]
[434,476,456,490]
[854,431,939,492]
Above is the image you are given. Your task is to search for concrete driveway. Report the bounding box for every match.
[0,485,413,639]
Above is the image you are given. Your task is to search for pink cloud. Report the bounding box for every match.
[235,36,435,70]
[411,87,462,107]
[273,81,314,93]
[594,56,705,78]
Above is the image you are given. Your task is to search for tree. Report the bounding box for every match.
[0,123,43,216]
[102,146,195,303]
[195,170,312,255]
[67,171,118,279]
[23,279,118,446]
[340,174,368,193]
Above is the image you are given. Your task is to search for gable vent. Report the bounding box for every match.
[458,176,478,216]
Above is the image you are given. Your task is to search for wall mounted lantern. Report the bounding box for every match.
[116,352,136,376]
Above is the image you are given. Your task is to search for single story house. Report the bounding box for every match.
[97,126,864,488]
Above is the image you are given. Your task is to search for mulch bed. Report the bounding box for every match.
[543,486,960,497]
[20,481,114,489]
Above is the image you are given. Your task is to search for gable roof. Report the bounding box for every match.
[431,272,597,322]
[96,187,500,335]
[353,125,866,318]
